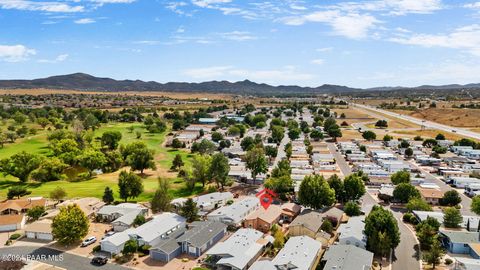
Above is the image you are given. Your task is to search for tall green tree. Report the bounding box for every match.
[126,147,156,174]
[118,170,144,202]
[171,154,184,171]
[52,204,89,245]
[365,206,400,256]
[472,195,480,215]
[78,149,107,177]
[102,187,114,204]
[180,198,199,222]
[423,237,444,269]
[7,186,31,199]
[393,183,420,203]
[50,186,67,202]
[151,178,172,213]
[209,153,230,190]
[416,217,440,250]
[440,190,462,206]
[191,154,211,187]
[245,147,268,184]
[443,207,462,228]
[101,131,122,150]
[27,206,46,221]
[391,170,410,185]
[271,125,285,144]
[343,174,366,201]
[0,151,43,182]
[327,174,345,202]
[298,175,335,209]
[362,131,377,141]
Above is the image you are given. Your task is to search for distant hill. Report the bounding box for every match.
[0,73,361,96]
[0,73,479,96]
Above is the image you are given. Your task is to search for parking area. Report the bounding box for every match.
[48,222,112,257]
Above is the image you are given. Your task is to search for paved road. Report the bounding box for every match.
[327,143,352,176]
[0,246,130,270]
[271,127,290,170]
[408,160,475,215]
[352,103,480,140]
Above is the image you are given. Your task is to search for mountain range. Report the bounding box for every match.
[0,73,479,96]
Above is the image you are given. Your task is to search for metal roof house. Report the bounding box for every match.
[321,244,374,270]
[96,203,148,232]
[100,212,186,254]
[207,197,260,226]
[337,216,367,249]
[150,221,227,262]
[249,236,322,270]
[206,228,269,270]
[171,192,233,212]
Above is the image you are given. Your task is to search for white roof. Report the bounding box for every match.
[129,212,185,243]
[338,216,366,244]
[101,228,134,246]
[207,228,264,270]
[271,236,322,270]
[97,203,146,216]
[207,197,259,224]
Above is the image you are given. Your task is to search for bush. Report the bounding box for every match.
[93,245,101,252]
[445,258,453,265]
[403,212,414,223]
[344,201,361,216]
[9,233,21,240]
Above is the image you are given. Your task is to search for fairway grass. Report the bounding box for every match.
[0,122,202,201]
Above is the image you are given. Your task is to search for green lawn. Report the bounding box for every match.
[0,122,202,202]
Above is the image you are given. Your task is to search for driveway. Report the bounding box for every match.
[0,246,130,270]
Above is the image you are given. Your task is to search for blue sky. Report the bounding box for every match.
[1,0,480,88]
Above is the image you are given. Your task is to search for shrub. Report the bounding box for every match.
[445,258,453,265]
[9,233,21,240]
[93,245,101,252]
[403,212,414,223]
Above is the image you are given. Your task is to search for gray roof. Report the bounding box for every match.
[271,236,322,270]
[112,209,143,226]
[338,216,366,245]
[440,230,480,244]
[176,221,227,248]
[322,245,373,270]
[207,197,259,224]
[413,211,480,230]
[97,203,146,216]
[290,208,344,233]
[129,212,186,243]
[150,226,187,254]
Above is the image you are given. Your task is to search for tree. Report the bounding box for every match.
[443,207,462,228]
[321,219,333,233]
[83,114,99,131]
[27,206,46,221]
[126,147,156,174]
[52,204,89,245]
[362,131,377,141]
[405,147,413,158]
[273,230,285,249]
[151,178,171,213]
[328,174,345,202]
[133,215,146,226]
[423,139,438,148]
[310,129,324,141]
[192,139,216,154]
[271,125,285,143]
[298,175,335,209]
[375,120,388,128]
[241,136,255,151]
[383,134,393,142]
[471,195,480,215]
[118,170,144,202]
[211,131,224,142]
[50,139,81,165]
[343,174,366,201]
[37,117,50,129]
[78,149,107,177]
[122,239,138,255]
[435,133,446,140]
[288,128,301,141]
[423,237,444,269]
[171,154,184,171]
[209,153,230,190]
[265,145,278,159]
[344,201,361,216]
[406,198,432,212]
[101,131,122,150]
[400,140,410,148]
[12,111,27,125]
[171,138,183,149]
[391,170,410,185]
[440,190,462,206]
[245,147,268,184]
[7,186,31,199]
[191,154,211,187]
[0,151,43,182]
[180,198,199,222]
[50,186,67,202]
[365,206,400,256]
[416,217,440,250]
[393,183,420,203]
[102,187,114,204]
[264,175,293,196]
[30,158,68,182]
[327,125,342,141]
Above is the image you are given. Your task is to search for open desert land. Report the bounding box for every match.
[389,107,480,129]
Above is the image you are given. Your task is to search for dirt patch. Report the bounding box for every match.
[396,107,480,128]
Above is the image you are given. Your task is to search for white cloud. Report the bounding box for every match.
[281,11,380,39]
[333,0,443,15]
[183,65,314,84]
[311,59,324,65]
[219,31,257,41]
[0,0,84,12]
[90,0,135,3]
[389,24,480,56]
[74,18,96,24]
[191,0,231,8]
[316,47,333,52]
[464,2,480,8]
[38,53,69,63]
[0,44,36,62]
[133,40,161,45]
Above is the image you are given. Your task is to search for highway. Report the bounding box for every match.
[352,103,480,141]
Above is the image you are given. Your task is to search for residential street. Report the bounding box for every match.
[327,143,352,176]
[389,208,421,270]
[0,246,129,270]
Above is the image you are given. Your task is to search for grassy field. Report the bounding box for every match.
[0,122,203,202]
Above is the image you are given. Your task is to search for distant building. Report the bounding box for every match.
[321,244,373,270]
[97,203,148,232]
[207,197,260,226]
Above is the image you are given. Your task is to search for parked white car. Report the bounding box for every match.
[81,236,97,247]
